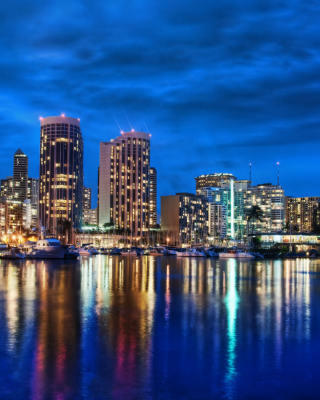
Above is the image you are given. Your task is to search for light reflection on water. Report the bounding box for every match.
[0,256,319,399]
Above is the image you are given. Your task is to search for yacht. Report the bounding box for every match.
[27,239,66,259]
[219,249,255,259]
[163,248,177,255]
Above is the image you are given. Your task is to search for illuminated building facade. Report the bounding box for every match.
[23,199,38,230]
[0,199,23,234]
[285,196,320,232]
[198,181,285,239]
[195,173,237,191]
[150,167,157,228]
[161,193,208,244]
[99,130,151,237]
[83,208,98,226]
[0,177,13,199]
[39,116,84,237]
[27,178,39,205]
[82,186,91,210]
[13,149,28,202]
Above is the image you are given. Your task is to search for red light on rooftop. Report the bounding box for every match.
[61,113,65,117]
[131,129,134,132]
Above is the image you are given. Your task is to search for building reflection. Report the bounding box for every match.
[0,255,316,398]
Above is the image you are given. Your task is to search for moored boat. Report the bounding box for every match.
[26,238,66,259]
[219,249,255,259]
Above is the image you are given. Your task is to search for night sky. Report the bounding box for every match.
[1,0,320,210]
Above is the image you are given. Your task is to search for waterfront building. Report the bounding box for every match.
[208,203,227,240]
[198,180,285,239]
[22,199,38,230]
[83,208,98,226]
[0,177,13,199]
[285,196,320,232]
[39,116,84,238]
[250,232,320,251]
[161,193,208,244]
[13,149,28,202]
[27,178,39,205]
[150,167,157,228]
[99,130,151,237]
[195,173,237,191]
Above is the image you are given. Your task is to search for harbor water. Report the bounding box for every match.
[0,256,319,399]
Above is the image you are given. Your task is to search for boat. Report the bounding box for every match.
[88,247,100,255]
[77,248,92,256]
[163,248,177,255]
[219,249,255,259]
[148,249,163,256]
[109,248,122,255]
[0,248,25,260]
[26,238,66,259]
[176,248,205,257]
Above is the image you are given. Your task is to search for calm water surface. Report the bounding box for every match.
[0,256,319,399]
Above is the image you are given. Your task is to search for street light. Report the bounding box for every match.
[166,237,170,246]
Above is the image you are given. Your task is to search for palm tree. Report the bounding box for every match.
[283,221,299,233]
[247,205,264,234]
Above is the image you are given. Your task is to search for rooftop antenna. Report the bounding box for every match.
[249,163,251,181]
[277,162,280,186]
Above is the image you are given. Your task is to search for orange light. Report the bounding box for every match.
[78,118,80,121]
[39,117,43,120]
[131,129,134,132]
[61,113,65,117]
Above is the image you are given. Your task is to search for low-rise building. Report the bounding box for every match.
[83,208,98,226]
[161,193,208,244]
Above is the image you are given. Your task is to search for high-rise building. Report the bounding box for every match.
[0,177,13,199]
[198,181,285,239]
[150,167,157,228]
[39,116,84,238]
[82,186,91,211]
[161,193,208,244]
[285,196,320,232]
[99,130,151,237]
[195,173,237,191]
[23,199,38,230]
[13,149,28,202]
[27,178,39,205]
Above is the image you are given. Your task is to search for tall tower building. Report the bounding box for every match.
[149,167,157,228]
[28,177,39,204]
[99,130,151,237]
[39,116,84,236]
[13,149,28,202]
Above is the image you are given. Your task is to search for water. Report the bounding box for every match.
[0,256,319,400]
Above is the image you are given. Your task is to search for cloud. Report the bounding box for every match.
[0,0,320,206]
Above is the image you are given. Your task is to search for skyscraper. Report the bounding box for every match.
[99,130,151,237]
[0,177,13,199]
[195,173,237,191]
[13,149,28,202]
[39,116,84,237]
[150,167,157,228]
[27,177,39,204]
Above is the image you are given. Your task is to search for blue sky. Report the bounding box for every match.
[1,0,320,209]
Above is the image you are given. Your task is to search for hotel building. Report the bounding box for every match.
[285,196,320,232]
[27,178,39,205]
[0,177,13,199]
[99,130,151,237]
[39,116,84,236]
[150,167,157,228]
[195,173,237,191]
[161,193,208,244]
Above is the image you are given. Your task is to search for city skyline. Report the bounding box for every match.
[1,1,320,208]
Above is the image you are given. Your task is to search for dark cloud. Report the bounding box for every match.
[0,0,320,208]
